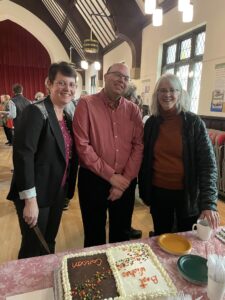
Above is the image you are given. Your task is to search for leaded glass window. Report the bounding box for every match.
[166,44,176,64]
[162,26,206,113]
[180,38,191,60]
[195,32,205,56]
[177,65,189,90]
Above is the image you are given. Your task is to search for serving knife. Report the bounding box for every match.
[33,225,51,254]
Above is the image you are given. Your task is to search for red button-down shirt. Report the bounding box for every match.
[73,89,144,181]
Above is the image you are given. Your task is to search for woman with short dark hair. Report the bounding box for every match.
[8,61,78,258]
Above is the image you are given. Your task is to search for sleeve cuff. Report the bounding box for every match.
[19,187,37,200]
[102,167,115,182]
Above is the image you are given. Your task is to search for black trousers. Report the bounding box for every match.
[3,125,13,144]
[78,167,137,247]
[150,186,198,236]
[14,188,65,259]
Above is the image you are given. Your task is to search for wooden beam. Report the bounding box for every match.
[10,0,81,61]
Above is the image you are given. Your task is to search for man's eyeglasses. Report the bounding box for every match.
[106,71,130,82]
[54,80,76,89]
[158,88,179,95]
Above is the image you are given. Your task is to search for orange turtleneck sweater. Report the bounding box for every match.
[152,108,184,190]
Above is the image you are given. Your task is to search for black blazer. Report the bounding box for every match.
[8,96,78,207]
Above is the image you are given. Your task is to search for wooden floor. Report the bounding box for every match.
[0,127,224,265]
[0,128,152,264]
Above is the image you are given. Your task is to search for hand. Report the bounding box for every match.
[23,197,39,228]
[109,174,130,191]
[199,209,220,229]
[107,187,123,202]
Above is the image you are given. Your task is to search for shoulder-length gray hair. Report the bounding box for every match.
[151,73,190,116]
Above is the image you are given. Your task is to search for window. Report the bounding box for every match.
[162,26,206,113]
[91,75,96,94]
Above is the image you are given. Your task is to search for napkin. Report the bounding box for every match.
[216,228,225,243]
[207,254,225,282]
[6,288,54,299]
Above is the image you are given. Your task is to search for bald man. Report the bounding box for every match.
[73,63,143,247]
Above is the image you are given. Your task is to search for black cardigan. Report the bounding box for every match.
[138,111,218,217]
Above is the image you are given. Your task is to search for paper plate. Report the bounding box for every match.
[177,254,208,285]
[158,233,192,255]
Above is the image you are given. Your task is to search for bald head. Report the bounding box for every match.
[106,63,129,74]
[104,63,130,101]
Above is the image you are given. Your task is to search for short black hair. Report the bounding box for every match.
[48,61,77,83]
[12,83,23,94]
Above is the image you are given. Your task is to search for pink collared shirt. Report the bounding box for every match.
[73,90,144,181]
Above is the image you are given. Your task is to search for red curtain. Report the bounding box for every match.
[0,20,51,100]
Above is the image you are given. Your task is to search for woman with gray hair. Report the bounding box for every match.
[138,73,219,235]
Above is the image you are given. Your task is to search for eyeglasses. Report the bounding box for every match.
[158,88,179,95]
[106,71,130,82]
[54,80,76,89]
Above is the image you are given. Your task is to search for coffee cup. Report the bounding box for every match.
[192,219,212,241]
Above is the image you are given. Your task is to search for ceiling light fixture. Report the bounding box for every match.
[94,61,101,71]
[83,15,99,54]
[83,39,99,54]
[145,0,156,14]
[178,0,190,12]
[182,3,193,22]
[153,8,163,26]
[81,60,88,70]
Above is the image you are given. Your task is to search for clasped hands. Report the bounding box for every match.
[108,174,130,201]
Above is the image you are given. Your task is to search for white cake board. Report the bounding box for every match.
[6,288,54,300]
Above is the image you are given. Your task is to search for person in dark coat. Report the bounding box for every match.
[7,62,78,258]
[11,83,30,128]
[138,73,219,235]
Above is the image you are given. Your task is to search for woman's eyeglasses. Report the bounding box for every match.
[158,88,179,95]
[54,80,77,89]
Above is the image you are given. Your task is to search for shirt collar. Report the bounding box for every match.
[101,89,123,110]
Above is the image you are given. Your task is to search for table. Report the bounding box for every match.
[0,231,224,300]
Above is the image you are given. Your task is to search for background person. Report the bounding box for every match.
[74,63,143,247]
[0,94,16,145]
[34,91,45,102]
[7,62,78,258]
[11,83,30,129]
[141,104,150,124]
[123,83,143,240]
[139,73,219,236]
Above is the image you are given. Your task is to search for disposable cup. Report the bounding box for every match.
[207,276,225,300]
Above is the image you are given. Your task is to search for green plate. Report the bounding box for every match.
[177,254,208,285]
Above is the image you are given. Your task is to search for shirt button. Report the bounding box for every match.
[115,136,118,138]
[116,149,119,152]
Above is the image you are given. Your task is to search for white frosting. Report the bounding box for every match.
[107,243,177,299]
[59,243,177,300]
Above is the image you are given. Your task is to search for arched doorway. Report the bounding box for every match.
[0,20,51,100]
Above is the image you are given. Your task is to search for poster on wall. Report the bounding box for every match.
[141,79,151,104]
[210,63,225,112]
